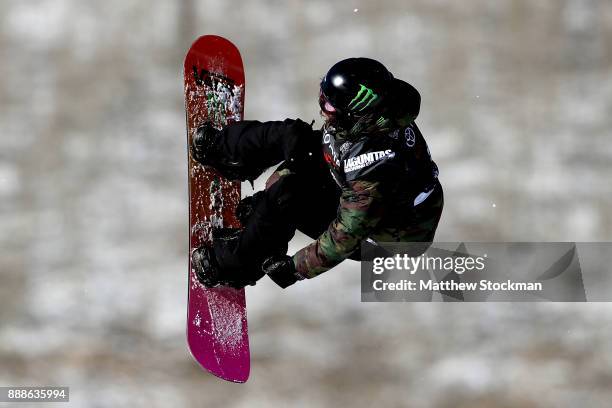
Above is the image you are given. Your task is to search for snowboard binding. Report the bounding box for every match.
[191,245,222,288]
[191,228,260,289]
[191,123,260,182]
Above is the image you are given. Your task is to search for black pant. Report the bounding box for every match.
[211,120,338,271]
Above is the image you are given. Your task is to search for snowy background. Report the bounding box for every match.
[1,0,612,407]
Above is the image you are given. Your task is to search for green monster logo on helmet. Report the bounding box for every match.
[348,84,379,112]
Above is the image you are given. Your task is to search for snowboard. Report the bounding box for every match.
[183,35,249,383]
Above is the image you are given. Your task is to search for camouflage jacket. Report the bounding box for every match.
[293,122,440,278]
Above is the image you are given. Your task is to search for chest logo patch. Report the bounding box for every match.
[343,150,395,173]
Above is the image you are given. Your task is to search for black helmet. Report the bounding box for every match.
[319,58,394,120]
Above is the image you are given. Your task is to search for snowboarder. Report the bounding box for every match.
[191,57,443,289]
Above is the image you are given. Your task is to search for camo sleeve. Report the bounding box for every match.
[292,179,384,278]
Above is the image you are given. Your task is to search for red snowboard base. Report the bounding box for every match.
[183,35,249,383]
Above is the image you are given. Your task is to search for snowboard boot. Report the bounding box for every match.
[191,123,260,182]
[191,245,222,288]
[191,228,264,289]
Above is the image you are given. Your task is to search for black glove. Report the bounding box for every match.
[262,255,305,289]
[191,122,259,182]
[191,122,220,164]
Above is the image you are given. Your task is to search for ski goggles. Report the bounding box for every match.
[318,90,337,116]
